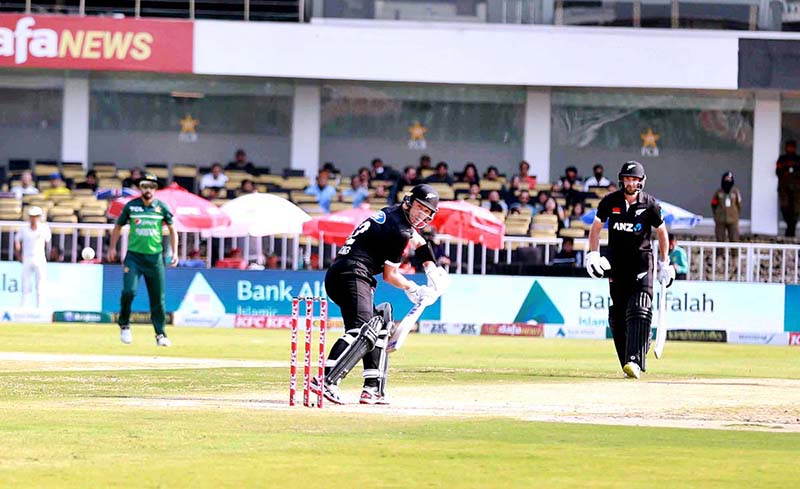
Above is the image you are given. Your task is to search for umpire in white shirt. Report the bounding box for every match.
[15,206,51,308]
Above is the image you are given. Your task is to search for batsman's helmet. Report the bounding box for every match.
[618,161,646,194]
[403,184,439,229]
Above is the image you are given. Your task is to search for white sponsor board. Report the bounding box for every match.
[441,276,785,334]
[195,20,737,90]
[727,331,789,346]
[543,325,606,340]
[173,272,230,327]
[0,262,101,312]
[419,321,481,336]
[0,307,53,324]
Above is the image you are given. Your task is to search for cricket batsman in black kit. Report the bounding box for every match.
[312,184,448,405]
[586,161,675,379]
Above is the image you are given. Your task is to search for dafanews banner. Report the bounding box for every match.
[0,14,193,72]
[440,276,785,335]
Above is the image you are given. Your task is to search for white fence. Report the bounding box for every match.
[3,220,799,283]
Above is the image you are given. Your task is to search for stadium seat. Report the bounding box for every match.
[559,228,586,239]
[480,181,503,192]
[144,163,170,179]
[92,162,117,178]
[61,162,85,180]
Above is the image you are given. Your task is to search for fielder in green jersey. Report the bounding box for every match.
[108,173,179,346]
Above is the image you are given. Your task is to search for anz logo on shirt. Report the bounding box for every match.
[612,222,643,233]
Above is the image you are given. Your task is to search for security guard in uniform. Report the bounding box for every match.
[586,161,674,379]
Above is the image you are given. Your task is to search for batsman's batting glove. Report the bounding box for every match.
[585,251,611,279]
[423,262,451,294]
[405,283,438,305]
[657,259,676,288]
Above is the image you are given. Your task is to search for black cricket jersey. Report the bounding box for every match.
[331,205,413,280]
[595,190,663,271]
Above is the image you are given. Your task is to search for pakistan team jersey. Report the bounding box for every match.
[116,198,174,254]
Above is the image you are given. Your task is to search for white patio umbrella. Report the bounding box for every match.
[207,193,312,237]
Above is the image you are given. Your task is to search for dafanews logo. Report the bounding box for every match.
[1,17,151,64]
[0,14,193,72]
[513,281,564,325]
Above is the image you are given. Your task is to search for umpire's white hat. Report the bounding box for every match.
[27,206,43,217]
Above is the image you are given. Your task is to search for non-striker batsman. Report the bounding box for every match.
[586,161,674,379]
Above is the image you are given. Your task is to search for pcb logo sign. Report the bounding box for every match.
[790,332,800,346]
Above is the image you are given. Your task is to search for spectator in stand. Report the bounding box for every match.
[390,166,421,204]
[711,171,742,242]
[541,196,566,229]
[669,235,688,280]
[122,168,143,189]
[515,160,537,189]
[358,167,372,189]
[552,237,582,268]
[534,190,550,214]
[458,162,481,186]
[226,149,257,175]
[426,161,453,185]
[178,249,206,268]
[321,162,341,186]
[370,158,397,181]
[466,183,481,202]
[75,170,99,192]
[482,189,508,214]
[11,171,39,200]
[562,165,583,191]
[484,166,501,181]
[265,253,280,269]
[510,189,536,214]
[417,154,432,176]
[42,173,70,199]
[304,170,337,213]
[200,163,229,199]
[560,178,588,209]
[584,164,612,188]
[340,174,369,207]
[567,201,586,227]
[48,244,64,263]
[506,175,522,205]
[239,179,258,196]
[776,140,800,237]
[607,182,618,193]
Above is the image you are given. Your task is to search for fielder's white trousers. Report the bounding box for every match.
[21,260,46,308]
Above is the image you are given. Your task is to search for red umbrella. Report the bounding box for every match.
[431,200,505,250]
[302,204,377,246]
[107,183,231,232]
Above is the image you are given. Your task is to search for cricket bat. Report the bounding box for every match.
[653,279,667,359]
[386,299,427,353]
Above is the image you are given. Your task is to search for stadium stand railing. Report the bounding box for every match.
[0,0,302,22]
[1,219,799,283]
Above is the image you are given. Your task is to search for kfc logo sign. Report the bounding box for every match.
[790,332,800,346]
[0,14,192,72]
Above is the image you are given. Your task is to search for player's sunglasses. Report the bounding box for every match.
[139,182,158,190]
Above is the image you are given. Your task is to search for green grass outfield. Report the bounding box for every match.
[0,323,798,488]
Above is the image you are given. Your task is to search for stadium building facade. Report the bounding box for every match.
[3,3,800,234]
